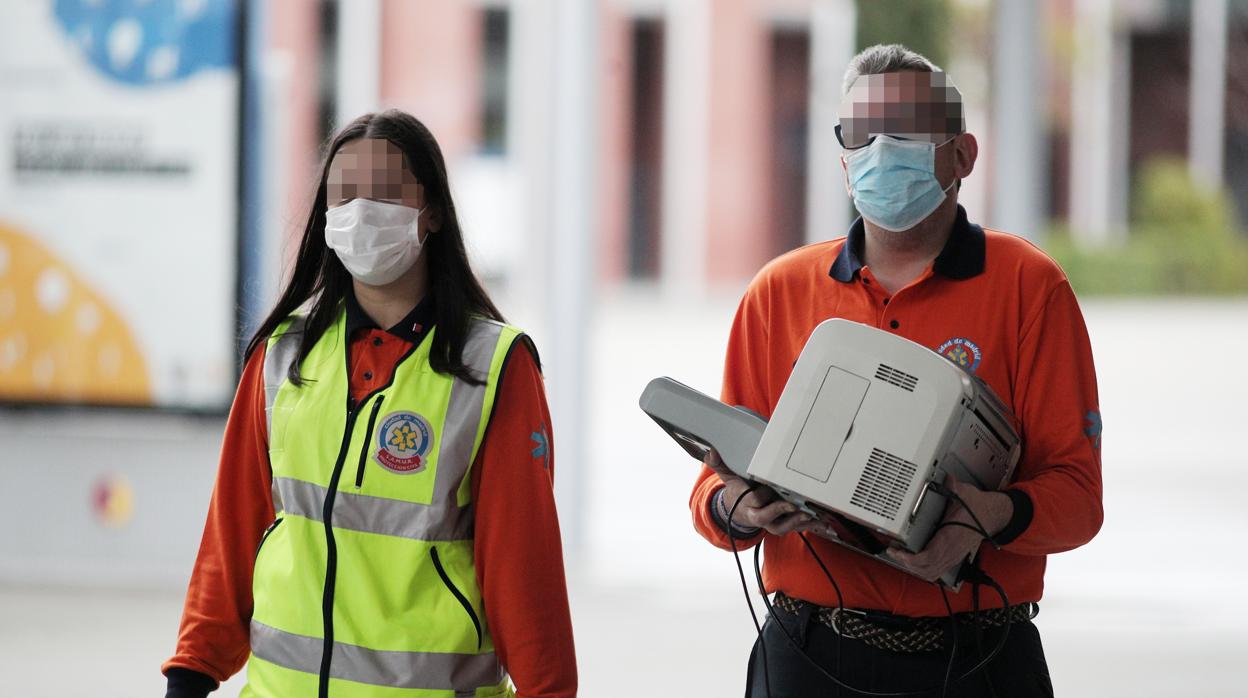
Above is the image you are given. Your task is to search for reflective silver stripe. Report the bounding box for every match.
[263,314,308,515]
[270,478,284,516]
[251,620,504,691]
[275,476,473,541]
[263,314,308,440]
[433,320,507,509]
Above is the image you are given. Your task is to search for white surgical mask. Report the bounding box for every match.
[324,198,425,286]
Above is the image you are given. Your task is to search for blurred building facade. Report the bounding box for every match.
[260,0,852,300]
[257,0,1248,302]
[3,0,1245,591]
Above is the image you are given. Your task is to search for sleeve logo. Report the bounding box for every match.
[530,424,550,470]
[1083,410,1103,449]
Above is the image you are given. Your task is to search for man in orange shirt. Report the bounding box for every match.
[690,45,1102,697]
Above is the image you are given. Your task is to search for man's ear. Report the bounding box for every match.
[954,133,978,180]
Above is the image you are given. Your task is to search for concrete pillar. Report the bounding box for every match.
[334,0,380,129]
[806,0,855,243]
[659,0,711,295]
[1189,0,1228,190]
[512,0,556,317]
[545,0,600,558]
[991,0,1044,240]
[1069,0,1129,247]
[249,17,292,341]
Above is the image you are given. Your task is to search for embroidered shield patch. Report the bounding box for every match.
[374,411,435,474]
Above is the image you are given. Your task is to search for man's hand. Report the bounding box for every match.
[886,474,1014,583]
[705,449,816,536]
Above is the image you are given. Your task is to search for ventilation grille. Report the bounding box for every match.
[850,448,918,520]
[875,364,918,392]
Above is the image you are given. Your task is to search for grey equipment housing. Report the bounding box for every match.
[639,318,1021,588]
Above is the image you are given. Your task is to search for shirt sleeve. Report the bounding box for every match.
[471,340,578,698]
[690,278,771,552]
[162,346,275,685]
[1001,280,1105,555]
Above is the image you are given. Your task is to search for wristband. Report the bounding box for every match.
[712,488,762,537]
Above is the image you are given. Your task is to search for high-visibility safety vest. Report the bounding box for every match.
[242,307,523,698]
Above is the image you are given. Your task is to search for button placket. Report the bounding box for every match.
[862,271,895,328]
[881,294,899,330]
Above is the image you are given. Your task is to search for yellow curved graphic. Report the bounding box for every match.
[0,222,152,404]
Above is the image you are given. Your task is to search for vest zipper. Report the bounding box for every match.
[353,395,386,488]
[430,546,484,651]
[316,331,422,697]
[317,403,366,698]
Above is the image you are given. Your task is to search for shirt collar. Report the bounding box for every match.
[344,287,435,344]
[828,204,986,283]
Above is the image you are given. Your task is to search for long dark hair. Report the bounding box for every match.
[245,109,505,385]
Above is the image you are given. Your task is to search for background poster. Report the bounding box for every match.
[0,0,240,408]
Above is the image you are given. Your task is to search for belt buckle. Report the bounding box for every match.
[828,607,866,621]
[826,606,866,635]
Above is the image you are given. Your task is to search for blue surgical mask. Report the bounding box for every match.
[844,135,956,232]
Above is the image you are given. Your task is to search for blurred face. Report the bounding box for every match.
[326,138,425,211]
[322,138,442,286]
[839,71,970,188]
[837,71,964,149]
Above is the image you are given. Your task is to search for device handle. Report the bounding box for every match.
[638,377,767,479]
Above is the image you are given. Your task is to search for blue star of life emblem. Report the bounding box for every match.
[530,426,549,468]
[1083,410,1103,449]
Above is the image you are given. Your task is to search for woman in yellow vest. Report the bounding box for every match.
[162,110,578,697]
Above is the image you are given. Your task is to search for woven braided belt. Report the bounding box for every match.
[773,591,1038,654]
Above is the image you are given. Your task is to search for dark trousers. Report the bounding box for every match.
[745,602,1054,698]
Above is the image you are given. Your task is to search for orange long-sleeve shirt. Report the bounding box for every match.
[691,207,1104,617]
[163,300,577,697]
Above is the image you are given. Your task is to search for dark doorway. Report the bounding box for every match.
[317,0,338,143]
[769,28,811,256]
[628,19,664,279]
[480,8,510,155]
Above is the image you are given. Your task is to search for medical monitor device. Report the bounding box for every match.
[639,318,1021,586]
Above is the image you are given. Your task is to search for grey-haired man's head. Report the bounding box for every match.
[842,43,940,95]
[838,44,965,149]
